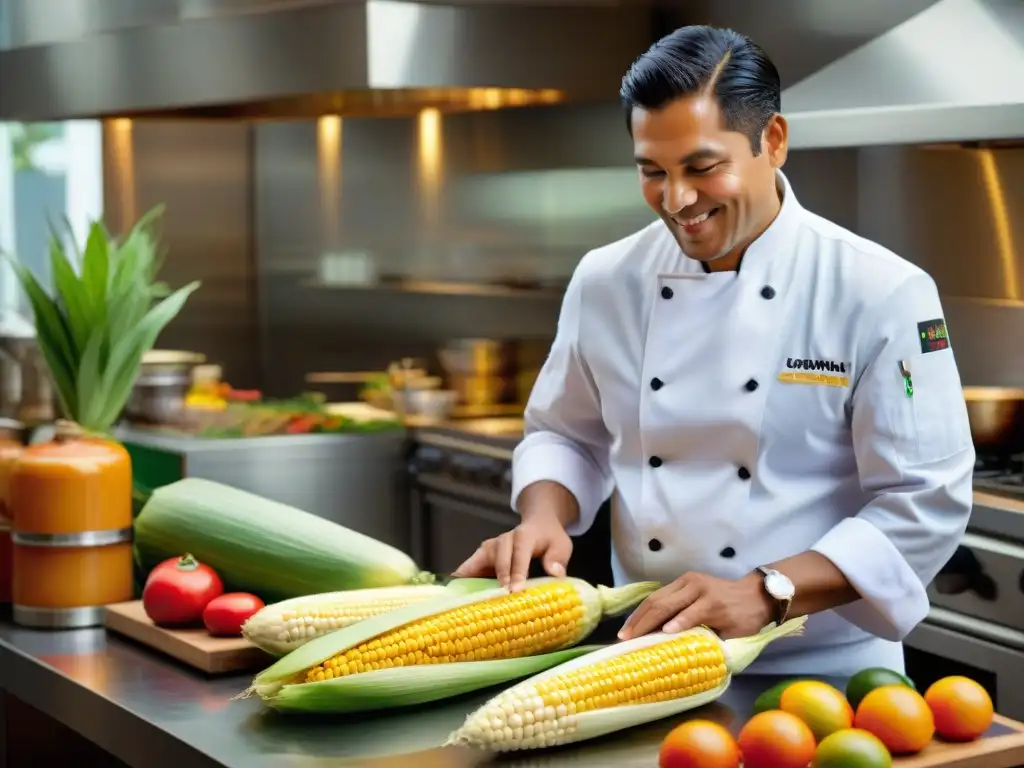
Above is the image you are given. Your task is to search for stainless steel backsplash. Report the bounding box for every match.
[102,103,1023,393]
[102,120,262,386]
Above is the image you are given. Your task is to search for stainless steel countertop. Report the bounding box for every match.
[3,612,1024,767]
[0,611,846,768]
[114,424,407,454]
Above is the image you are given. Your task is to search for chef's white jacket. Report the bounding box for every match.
[512,170,974,676]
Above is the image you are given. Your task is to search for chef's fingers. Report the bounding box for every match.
[452,538,496,578]
[509,527,539,592]
[494,531,517,589]
[541,534,572,580]
[661,597,709,635]
[618,581,701,640]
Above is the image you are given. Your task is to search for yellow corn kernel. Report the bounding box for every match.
[536,632,726,712]
[303,581,585,683]
[461,632,727,750]
[242,586,452,655]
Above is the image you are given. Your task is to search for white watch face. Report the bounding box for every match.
[765,571,795,600]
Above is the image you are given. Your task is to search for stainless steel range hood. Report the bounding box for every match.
[781,0,1024,148]
[0,0,652,121]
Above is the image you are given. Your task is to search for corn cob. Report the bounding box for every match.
[242,579,497,656]
[237,576,660,713]
[447,616,808,751]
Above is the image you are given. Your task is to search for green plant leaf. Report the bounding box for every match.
[81,221,110,328]
[113,205,164,291]
[97,280,201,429]
[106,285,151,351]
[48,235,90,358]
[76,326,106,430]
[51,213,82,267]
[5,206,199,430]
[5,258,78,418]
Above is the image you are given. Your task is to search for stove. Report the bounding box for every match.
[973,454,1024,500]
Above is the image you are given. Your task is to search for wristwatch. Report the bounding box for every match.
[756,566,795,625]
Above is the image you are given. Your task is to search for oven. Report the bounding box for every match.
[903,486,1024,721]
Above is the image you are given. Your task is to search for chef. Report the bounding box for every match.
[454,24,974,675]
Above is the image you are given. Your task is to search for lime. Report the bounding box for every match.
[753,678,808,714]
[845,668,915,711]
[812,729,892,768]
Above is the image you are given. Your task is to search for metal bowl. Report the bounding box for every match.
[125,370,193,426]
[406,389,458,421]
[962,386,1024,457]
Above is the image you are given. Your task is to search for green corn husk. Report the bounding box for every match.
[3,206,200,433]
[235,577,660,714]
[134,478,440,602]
[266,646,605,714]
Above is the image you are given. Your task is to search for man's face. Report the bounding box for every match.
[631,94,787,266]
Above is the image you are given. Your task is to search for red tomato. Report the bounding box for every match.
[203,592,265,637]
[142,553,224,626]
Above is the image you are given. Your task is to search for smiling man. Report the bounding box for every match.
[454,25,974,675]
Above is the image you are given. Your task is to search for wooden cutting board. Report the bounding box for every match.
[104,600,272,674]
[895,714,1024,767]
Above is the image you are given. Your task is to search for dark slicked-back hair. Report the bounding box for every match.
[620,25,781,155]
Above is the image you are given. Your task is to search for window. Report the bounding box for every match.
[0,119,104,332]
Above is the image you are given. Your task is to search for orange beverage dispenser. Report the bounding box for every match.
[0,424,24,605]
[9,421,134,627]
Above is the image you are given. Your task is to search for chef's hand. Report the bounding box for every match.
[617,571,775,641]
[452,512,573,592]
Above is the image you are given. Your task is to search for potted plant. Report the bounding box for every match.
[1,206,201,627]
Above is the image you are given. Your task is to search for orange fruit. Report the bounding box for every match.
[812,728,893,768]
[658,719,740,768]
[738,710,817,768]
[780,680,854,741]
[924,676,994,741]
[855,684,935,754]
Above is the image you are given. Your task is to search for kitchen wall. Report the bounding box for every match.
[252,103,865,396]
[858,145,1024,386]
[102,119,261,387]
[101,105,1023,395]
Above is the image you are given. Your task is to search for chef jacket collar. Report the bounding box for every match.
[730,169,803,275]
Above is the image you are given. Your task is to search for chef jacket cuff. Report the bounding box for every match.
[810,516,930,642]
[511,435,606,536]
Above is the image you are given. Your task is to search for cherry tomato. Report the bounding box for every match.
[203,592,265,637]
[142,553,224,626]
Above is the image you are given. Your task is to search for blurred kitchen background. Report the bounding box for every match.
[1,0,1024,718]
[2,0,1022,401]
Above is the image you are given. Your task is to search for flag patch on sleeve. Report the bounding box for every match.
[918,318,950,353]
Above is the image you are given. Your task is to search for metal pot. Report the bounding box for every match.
[124,350,205,426]
[0,335,55,426]
[438,339,516,377]
[962,387,1024,458]
[125,370,193,426]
